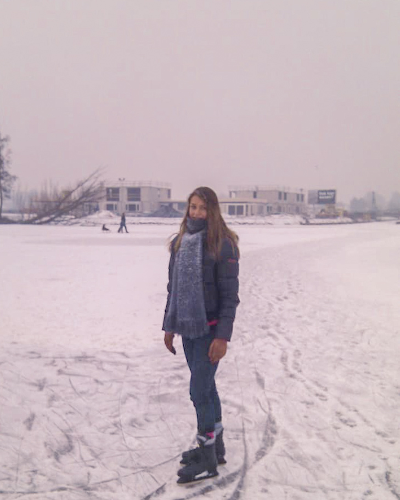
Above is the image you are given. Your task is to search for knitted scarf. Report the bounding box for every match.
[164,218,210,339]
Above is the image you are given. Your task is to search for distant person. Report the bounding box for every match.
[163,186,240,484]
[102,224,110,232]
[118,212,128,233]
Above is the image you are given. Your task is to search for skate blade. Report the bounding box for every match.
[177,470,219,484]
[180,456,226,466]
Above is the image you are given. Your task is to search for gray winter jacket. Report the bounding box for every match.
[162,237,240,341]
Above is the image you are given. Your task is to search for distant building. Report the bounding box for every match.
[220,186,306,216]
[99,180,171,215]
[98,182,308,217]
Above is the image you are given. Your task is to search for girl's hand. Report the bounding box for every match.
[164,332,176,355]
[208,339,228,364]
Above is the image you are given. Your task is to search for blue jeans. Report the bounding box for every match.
[182,331,222,434]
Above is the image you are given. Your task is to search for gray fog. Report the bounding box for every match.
[1,0,399,203]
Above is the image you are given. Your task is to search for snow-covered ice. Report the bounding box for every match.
[0,221,399,500]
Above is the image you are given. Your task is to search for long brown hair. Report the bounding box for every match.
[171,187,239,259]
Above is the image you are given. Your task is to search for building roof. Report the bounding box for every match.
[219,198,273,204]
[228,185,304,193]
[104,180,171,188]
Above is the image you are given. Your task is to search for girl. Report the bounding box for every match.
[163,186,240,483]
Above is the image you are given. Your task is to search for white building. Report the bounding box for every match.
[220,186,306,216]
[99,180,171,215]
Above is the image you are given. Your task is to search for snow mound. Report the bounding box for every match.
[85,210,118,220]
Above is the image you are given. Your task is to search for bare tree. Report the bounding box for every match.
[0,133,17,220]
[26,168,105,224]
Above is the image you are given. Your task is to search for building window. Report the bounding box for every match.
[296,194,299,202]
[127,187,140,201]
[228,205,236,215]
[279,191,282,200]
[237,205,244,216]
[284,192,287,201]
[106,203,116,211]
[167,189,171,199]
[301,194,304,202]
[126,204,139,212]
[107,188,119,201]
[253,191,257,199]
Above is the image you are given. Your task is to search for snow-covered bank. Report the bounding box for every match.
[4,211,398,229]
[71,212,308,228]
[0,222,399,499]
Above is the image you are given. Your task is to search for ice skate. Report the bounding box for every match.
[177,433,218,484]
[180,426,226,465]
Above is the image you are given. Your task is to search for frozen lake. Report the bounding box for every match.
[1,221,399,499]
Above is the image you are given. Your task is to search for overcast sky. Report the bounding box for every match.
[1,0,399,203]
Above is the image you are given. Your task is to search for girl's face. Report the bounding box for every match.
[189,195,208,220]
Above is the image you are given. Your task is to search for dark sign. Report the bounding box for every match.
[317,190,336,204]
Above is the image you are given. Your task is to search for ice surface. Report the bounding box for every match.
[0,221,399,499]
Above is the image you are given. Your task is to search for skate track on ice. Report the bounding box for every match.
[0,222,399,500]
